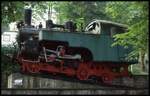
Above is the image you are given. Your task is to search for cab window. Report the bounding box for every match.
[110,27,117,37]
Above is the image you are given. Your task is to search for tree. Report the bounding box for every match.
[53,1,110,31]
[1,2,25,26]
[1,2,44,88]
[1,43,20,88]
[1,1,51,29]
[1,2,25,33]
[106,2,149,71]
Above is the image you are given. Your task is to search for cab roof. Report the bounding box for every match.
[89,19,128,28]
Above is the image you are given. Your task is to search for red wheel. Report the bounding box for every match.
[77,66,89,80]
[102,74,112,85]
[28,64,40,73]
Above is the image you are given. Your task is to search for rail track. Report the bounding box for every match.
[1,88,148,95]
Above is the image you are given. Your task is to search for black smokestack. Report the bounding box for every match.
[24,9,32,26]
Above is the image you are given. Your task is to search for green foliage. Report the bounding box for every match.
[1,43,20,74]
[1,1,51,26]
[105,2,131,24]
[1,1,110,29]
[53,1,110,30]
[30,2,54,21]
[1,2,25,26]
[107,2,149,61]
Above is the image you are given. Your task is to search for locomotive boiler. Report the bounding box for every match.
[15,9,137,84]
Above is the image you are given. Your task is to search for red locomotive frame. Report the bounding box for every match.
[17,40,132,85]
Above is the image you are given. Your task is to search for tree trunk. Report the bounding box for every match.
[1,72,9,88]
[139,51,145,72]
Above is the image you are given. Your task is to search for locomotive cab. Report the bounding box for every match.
[85,20,127,35]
